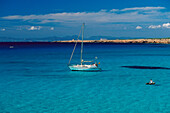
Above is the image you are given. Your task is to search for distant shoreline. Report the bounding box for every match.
[0,38,170,44]
[54,38,170,44]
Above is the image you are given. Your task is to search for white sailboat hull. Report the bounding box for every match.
[68,64,101,71]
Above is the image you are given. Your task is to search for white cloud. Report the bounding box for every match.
[148,25,161,29]
[99,9,107,12]
[121,7,165,11]
[0,28,5,31]
[162,23,170,28]
[110,9,119,12]
[28,26,42,30]
[50,27,54,30]
[136,26,142,29]
[0,12,156,23]
[1,7,169,24]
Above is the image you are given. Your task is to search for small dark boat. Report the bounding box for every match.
[146,82,155,85]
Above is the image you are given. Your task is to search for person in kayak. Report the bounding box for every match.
[149,79,153,84]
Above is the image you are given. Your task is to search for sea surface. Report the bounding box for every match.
[0,42,170,113]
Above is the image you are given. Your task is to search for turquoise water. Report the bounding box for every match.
[0,43,170,113]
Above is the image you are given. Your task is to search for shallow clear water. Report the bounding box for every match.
[0,43,170,113]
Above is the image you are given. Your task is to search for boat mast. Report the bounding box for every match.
[80,23,85,65]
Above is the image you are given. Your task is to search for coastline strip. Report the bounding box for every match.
[54,39,170,44]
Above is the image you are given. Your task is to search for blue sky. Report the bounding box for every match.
[0,0,170,41]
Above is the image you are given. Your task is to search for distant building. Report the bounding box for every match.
[100,38,107,40]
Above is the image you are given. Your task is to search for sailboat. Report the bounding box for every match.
[68,23,101,71]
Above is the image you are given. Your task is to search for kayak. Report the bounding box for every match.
[146,82,155,85]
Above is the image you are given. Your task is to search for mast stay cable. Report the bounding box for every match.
[68,25,83,65]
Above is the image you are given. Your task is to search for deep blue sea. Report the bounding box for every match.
[0,42,170,113]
